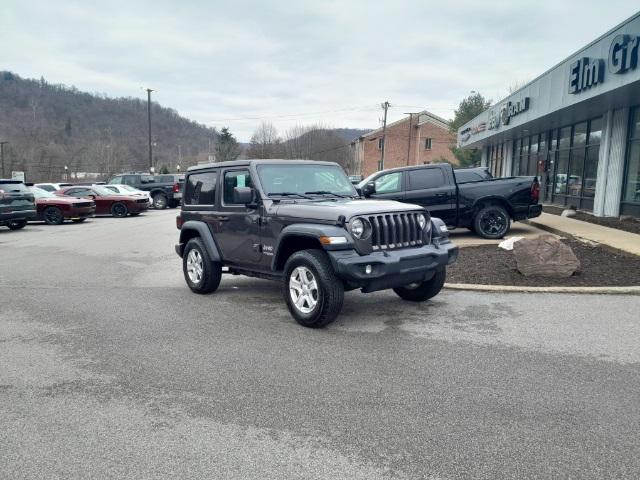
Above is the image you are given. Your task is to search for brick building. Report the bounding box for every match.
[352,111,457,177]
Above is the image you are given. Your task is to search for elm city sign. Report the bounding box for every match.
[569,34,639,94]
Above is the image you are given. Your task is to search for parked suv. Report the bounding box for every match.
[175,160,458,328]
[108,173,183,209]
[0,180,36,230]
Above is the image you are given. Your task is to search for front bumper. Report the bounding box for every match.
[66,206,96,219]
[128,202,150,213]
[328,240,458,293]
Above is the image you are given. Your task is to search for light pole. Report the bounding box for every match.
[145,88,154,172]
[64,165,68,181]
[0,141,7,178]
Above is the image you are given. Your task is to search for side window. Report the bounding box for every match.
[185,171,217,205]
[110,176,123,185]
[408,168,446,190]
[140,175,154,184]
[375,172,402,193]
[223,170,252,205]
[123,175,137,186]
[68,188,91,197]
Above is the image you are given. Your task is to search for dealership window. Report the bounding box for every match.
[623,107,640,205]
[424,138,432,150]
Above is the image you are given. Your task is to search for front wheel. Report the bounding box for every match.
[473,205,510,239]
[183,237,222,294]
[44,206,64,225]
[7,219,27,230]
[393,268,446,302]
[111,202,128,218]
[283,250,344,328]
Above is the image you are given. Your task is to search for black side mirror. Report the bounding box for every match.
[362,182,376,197]
[233,186,254,205]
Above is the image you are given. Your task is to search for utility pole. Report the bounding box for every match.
[146,88,154,172]
[0,141,8,178]
[404,112,417,166]
[379,101,390,170]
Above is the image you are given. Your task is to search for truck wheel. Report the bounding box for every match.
[7,219,27,230]
[473,205,510,239]
[44,206,64,225]
[183,237,222,294]
[111,202,128,218]
[153,194,168,209]
[283,250,344,328]
[393,268,446,302]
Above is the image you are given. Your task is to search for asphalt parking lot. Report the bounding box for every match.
[2,210,640,479]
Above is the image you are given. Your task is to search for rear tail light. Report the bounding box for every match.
[531,180,540,203]
[176,214,184,230]
[173,182,181,193]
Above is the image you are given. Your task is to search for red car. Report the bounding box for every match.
[56,185,149,217]
[30,186,96,225]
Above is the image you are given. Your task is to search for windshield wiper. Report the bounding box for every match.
[304,190,352,198]
[267,192,313,199]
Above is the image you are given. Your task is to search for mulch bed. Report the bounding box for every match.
[543,205,640,235]
[448,239,640,287]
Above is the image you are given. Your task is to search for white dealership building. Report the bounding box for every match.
[457,11,640,218]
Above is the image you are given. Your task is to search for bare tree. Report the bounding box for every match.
[246,122,282,159]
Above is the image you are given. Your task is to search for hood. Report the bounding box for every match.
[273,198,423,222]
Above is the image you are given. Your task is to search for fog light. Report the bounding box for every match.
[365,264,372,274]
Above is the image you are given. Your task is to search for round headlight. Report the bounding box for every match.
[417,213,427,230]
[351,218,365,238]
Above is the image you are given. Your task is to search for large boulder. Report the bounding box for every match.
[513,234,580,277]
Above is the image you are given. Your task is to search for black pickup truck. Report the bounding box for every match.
[107,173,183,209]
[359,163,541,239]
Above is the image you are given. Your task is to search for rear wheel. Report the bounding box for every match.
[183,237,222,293]
[283,250,344,328]
[153,194,168,209]
[111,202,128,218]
[393,268,446,302]
[7,219,27,230]
[43,206,64,225]
[473,205,510,239]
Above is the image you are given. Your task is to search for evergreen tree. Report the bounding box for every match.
[215,127,241,162]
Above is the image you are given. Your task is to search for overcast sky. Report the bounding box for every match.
[2,1,639,141]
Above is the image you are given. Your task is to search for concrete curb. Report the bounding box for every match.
[444,283,640,294]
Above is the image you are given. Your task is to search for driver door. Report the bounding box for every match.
[369,171,405,201]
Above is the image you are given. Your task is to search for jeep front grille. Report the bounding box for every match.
[368,212,426,251]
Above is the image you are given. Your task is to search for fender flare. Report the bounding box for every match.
[177,221,221,261]
[271,223,352,271]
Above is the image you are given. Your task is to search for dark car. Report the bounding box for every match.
[108,173,183,209]
[358,163,541,239]
[29,186,95,224]
[56,185,149,217]
[0,180,36,230]
[175,160,458,328]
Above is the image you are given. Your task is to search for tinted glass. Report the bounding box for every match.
[186,172,217,205]
[455,171,484,183]
[123,175,137,185]
[140,175,155,184]
[67,189,92,197]
[589,117,603,144]
[37,184,56,192]
[109,176,123,185]
[623,142,640,203]
[408,168,446,190]
[573,122,588,147]
[374,172,402,193]
[568,149,585,196]
[555,149,570,194]
[559,127,572,149]
[583,146,599,198]
[223,170,253,204]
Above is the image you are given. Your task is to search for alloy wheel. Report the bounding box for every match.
[289,266,319,314]
[480,211,507,236]
[186,248,204,284]
[45,208,63,225]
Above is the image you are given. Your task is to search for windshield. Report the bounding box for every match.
[93,185,119,196]
[29,186,57,199]
[257,164,356,197]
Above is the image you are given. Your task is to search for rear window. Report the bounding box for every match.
[455,169,492,183]
[0,181,29,193]
[185,171,217,205]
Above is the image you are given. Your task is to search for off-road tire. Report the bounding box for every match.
[283,249,344,328]
[153,194,168,209]
[7,219,27,230]
[473,205,510,239]
[43,206,64,225]
[183,237,222,294]
[111,202,128,218]
[393,268,446,302]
